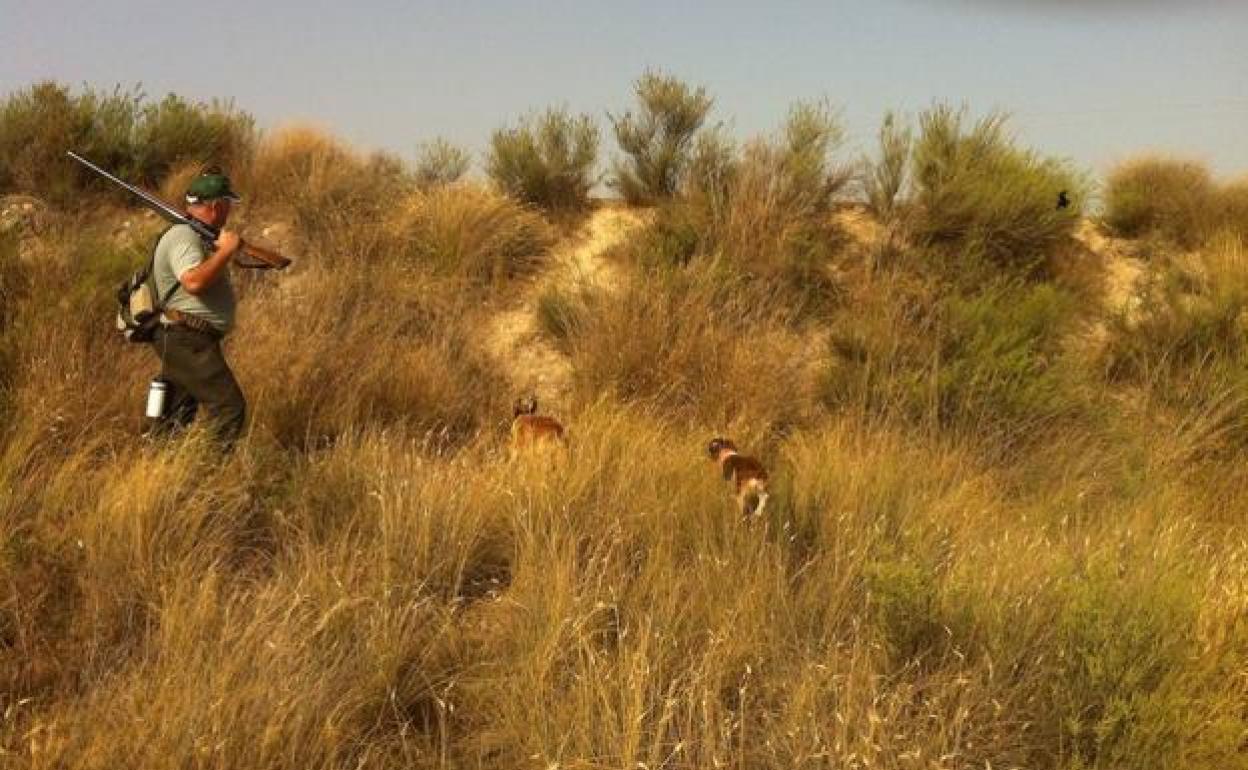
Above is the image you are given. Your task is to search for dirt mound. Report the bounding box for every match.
[482,203,649,412]
[1075,219,1144,317]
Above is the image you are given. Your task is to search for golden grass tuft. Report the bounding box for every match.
[385,185,554,285]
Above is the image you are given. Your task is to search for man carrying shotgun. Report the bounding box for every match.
[148,168,248,446]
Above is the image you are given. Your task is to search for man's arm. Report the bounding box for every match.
[179,230,240,295]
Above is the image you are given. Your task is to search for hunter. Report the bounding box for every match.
[148,168,246,446]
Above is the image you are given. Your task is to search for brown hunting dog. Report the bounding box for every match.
[708,438,769,517]
[510,396,566,454]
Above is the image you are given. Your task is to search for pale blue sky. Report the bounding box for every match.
[3,0,1246,180]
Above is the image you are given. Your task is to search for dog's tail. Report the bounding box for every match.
[743,477,769,517]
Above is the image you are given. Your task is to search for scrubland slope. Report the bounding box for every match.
[1,81,1246,770]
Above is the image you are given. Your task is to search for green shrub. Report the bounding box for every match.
[934,280,1082,435]
[414,137,471,188]
[486,108,599,212]
[0,82,133,204]
[0,81,254,206]
[911,105,1084,276]
[674,102,850,320]
[825,274,1083,447]
[131,93,255,186]
[775,100,851,210]
[715,101,849,234]
[864,555,944,663]
[1103,157,1219,248]
[609,71,714,204]
[1050,556,1204,770]
[630,202,703,271]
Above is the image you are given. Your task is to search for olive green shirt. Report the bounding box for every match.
[153,224,236,334]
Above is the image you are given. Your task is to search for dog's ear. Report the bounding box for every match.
[513,398,526,418]
[708,438,723,458]
[528,396,539,415]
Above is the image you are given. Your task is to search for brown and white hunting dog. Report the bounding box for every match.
[510,396,566,455]
[708,438,769,517]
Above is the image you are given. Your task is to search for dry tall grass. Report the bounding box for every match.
[5,406,1244,769]
[2,97,1246,770]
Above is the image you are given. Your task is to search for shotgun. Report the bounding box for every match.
[66,151,291,270]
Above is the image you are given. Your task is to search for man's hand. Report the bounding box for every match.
[215,229,241,257]
[182,230,242,295]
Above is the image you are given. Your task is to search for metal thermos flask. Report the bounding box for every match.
[146,377,169,419]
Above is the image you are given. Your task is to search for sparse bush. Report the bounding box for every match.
[663,101,850,319]
[486,107,599,212]
[131,93,256,186]
[777,100,852,208]
[0,81,254,206]
[414,137,471,188]
[684,125,738,206]
[0,82,135,203]
[911,105,1084,276]
[1103,157,1221,248]
[862,110,913,222]
[609,71,714,204]
[706,102,849,255]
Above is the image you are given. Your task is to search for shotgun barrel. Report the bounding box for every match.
[66,151,291,270]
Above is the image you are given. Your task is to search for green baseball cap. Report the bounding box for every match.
[185,171,241,204]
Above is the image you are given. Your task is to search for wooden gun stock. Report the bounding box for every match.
[239,240,292,270]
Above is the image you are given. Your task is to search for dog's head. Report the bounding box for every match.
[513,395,539,418]
[707,437,737,460]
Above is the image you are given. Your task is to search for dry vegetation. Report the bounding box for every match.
[1,78,1246,770]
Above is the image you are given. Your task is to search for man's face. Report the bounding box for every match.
[190,198,232,228]
[208,198,232,227]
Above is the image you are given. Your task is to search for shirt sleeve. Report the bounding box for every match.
[168,229,207,281]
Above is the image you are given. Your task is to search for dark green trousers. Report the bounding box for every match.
[149,325,246,446]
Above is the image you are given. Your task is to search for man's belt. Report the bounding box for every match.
[162,308,223,339]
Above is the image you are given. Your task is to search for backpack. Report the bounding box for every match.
[116,226,178,343]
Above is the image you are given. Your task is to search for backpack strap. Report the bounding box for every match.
[146,224,182,310]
